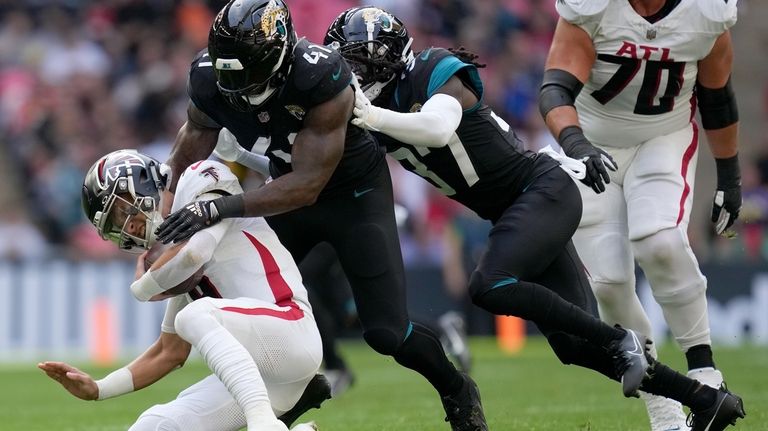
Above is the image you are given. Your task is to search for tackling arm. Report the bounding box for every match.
[217,86,351,218]
[167,103,222,193]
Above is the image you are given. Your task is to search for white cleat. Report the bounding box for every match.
[291,422,318,430]
[687,367,724,389]
[641,392,691,431]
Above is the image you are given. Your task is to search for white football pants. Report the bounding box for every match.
[129,297,322,431]
[573,122,711,352]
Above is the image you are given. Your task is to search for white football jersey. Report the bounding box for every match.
[170,160,309,311]
[556,0,737,147]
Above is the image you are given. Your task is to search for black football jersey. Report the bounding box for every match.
[188,38,383,198]
[375,47,558,221]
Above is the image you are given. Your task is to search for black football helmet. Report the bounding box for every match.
[209,0,297,111]
[81,150,168,253]
[324,6,413,101]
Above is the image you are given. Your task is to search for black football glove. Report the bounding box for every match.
[712,155,741,237]
[155,200,221,244]
[155,195,245,244]
[558,126,617,194]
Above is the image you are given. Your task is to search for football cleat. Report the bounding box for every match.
[688,368,724,389]
[438,311,472,373]
[440,373,488,431]
[609,327,651,398]
[641,392,691,431]
[278,374,331,428]
[686,386,745,431]
[324,367,355,398]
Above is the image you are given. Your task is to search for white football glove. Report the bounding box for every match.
[350,75,385,131]
[213,128,244,162]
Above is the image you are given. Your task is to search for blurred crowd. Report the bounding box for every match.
[0,0,766,267]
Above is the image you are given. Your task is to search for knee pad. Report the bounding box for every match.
[632,227,706,307]
[363,327,404,355]
[633,228,684,273]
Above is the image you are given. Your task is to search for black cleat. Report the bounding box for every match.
[608,327,650,398]
[440,373,488,431]
[278,374,332,428]
[687,386,746,431]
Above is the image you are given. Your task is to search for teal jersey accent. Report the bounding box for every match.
[427,57,484,112]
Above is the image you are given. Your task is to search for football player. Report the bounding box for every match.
[326,6,745,430]
[540,0,744,429]
[39,150,325,431]
[151,1,487,429]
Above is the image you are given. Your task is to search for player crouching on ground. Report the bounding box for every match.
[38,149,328,431]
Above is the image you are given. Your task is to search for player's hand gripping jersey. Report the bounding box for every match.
[137,160,311,327]
[188,38,382,198]
[374,47,558,221]
[557,0,738,147]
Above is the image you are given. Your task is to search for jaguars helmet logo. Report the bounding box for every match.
[409,103,423,113]
[285,105,306,121]
[361,8,395,32]
[261,0,289,40]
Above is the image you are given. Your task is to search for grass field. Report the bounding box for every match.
[3,337,766,430]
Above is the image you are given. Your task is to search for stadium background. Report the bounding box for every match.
[0,1,766,429]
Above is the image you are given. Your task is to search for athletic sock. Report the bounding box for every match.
[477,281,624,347]
[196,327,275,426]
[686,344,716,370]
[641,359,718,411]
[393,322,464,397]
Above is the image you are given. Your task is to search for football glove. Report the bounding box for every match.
[712,155,741,237]
[350,75,384,131]
[558,126,617,194]
[155,200,221,244]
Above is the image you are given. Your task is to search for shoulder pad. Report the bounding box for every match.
[555,0,610,23]
[292,40,350,92]
[698,0,738,27]
[173,161,243,212]
[187,49,219,104]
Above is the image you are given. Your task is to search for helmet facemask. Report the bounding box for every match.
[94,183,163,253]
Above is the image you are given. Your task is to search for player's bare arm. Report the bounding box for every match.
[697,30,741,235]
[245,85,352,215]
[167,103,221,192]
[541,18,595,137]
[351,75,469,148]
[155,88,351,244]
[698,31,739,159]
[540,18,615,194]
[38,331,191,401]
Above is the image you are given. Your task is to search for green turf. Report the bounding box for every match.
[4,337,766,430]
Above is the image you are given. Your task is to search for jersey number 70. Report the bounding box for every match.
[591,54,686,115]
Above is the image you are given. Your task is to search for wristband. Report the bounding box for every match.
[96,367,134,400]
[213,194,245,219]
[558,126,587,153]
[715,154,741,189]
[130,270,164,302]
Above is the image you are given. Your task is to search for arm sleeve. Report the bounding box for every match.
[161,295,191,334]
[373,93,463,148]
[130,222,228,301]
